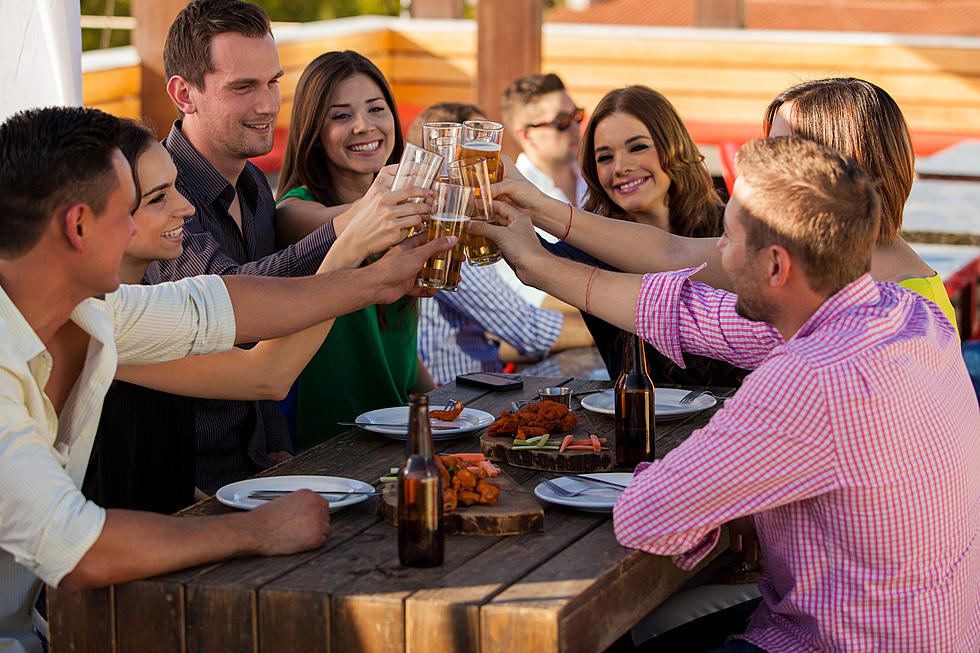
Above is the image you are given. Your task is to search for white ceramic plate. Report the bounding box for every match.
[533,473,633,513]
[215,475,374,512]
[579,388,717,420]
[353,406,495,440]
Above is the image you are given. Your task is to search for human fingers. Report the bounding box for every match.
[387,186,433,205]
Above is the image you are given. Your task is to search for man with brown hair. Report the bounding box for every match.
[501,73,586,209]
[478,136,980,650]
[154,0,418,493]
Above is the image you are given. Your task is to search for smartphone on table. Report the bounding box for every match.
[455,372,523,392]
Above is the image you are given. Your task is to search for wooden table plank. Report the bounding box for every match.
[480,523,728,653]
[405,481,605,653]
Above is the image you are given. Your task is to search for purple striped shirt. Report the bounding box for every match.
[614,267,980,651]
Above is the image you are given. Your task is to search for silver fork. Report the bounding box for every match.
[679,389,712,405]
[540,477,622,498]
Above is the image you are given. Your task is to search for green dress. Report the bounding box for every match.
[280,186,419,450]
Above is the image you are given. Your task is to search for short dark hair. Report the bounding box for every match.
[163,0,271,90]
[0,107,122,258]
[406,102,486,147]
[501,73,566,127]
[735,136,881,295]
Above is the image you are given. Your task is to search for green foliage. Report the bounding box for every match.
[254,0,400,21]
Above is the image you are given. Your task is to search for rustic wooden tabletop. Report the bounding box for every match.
[48,376,734,653]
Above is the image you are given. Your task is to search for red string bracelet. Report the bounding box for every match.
[560,202,573,241]
[584,266,598,314]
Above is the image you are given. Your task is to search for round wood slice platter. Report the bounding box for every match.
[378,468,543,536]
[479,432,615,473]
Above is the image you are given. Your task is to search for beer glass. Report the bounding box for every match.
[421,122,461,182]
[391,142,444,200]
[417,182,473,292]
[460,120,504,182]
[447,156,501,266]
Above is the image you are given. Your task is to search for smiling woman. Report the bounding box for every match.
[543,86,744,386]
[274,51,435,451]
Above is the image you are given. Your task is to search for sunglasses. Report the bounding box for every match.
[525,107,585,132]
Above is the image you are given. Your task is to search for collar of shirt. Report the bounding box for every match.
[0,286,116,482]
[789,273,880,342]
[516,152,587,208]
[164,120,234,207]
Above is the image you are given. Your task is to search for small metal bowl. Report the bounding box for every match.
[536,386,573,407]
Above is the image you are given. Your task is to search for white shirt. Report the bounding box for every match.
[503,153,590,306]
[0,276,236,653]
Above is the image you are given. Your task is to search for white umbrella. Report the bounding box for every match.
[0,0,82,123]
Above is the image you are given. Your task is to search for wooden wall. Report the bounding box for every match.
[82,19,980,144]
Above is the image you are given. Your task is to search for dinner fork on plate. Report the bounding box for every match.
[679,389,713,405]
[540,477,623,498]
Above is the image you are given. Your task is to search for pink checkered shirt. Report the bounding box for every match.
[614,268,980,651]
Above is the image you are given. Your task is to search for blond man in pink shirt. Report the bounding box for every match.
[478,136,980,651]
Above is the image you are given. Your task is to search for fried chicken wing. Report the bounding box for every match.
[430,400,464,421]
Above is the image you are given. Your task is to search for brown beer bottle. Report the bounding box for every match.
[614,334,655,467]
[398,394,444,567]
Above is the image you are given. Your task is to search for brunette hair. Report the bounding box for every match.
[163,0,271,91]
[116,119,158,204]
[276,50,404,207]
[406,103,486,147]
[736,136,880,295]
[763,78,912,246]
[580,86,721,237]
[0,107,121,258]
[501,73,566,128]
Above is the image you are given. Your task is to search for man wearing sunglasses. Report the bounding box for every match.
[502,74,587,211]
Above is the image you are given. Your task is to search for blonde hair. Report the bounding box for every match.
[736,136,881,295]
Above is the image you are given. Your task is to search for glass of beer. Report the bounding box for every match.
[447,156,501,266]
[417,182,473,292]
[421,122,461,182]
[391,143,444,200]
[461,120,504,182]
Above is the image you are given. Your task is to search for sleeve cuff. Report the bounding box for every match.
[188,275,236,355]
[35,499,106,587]
[673,528,721,571]
[634,265,705,368]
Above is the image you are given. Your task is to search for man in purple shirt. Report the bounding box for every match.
[478,136,980,650]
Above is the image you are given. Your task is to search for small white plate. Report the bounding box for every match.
[215,475,374,512]
[354,406,495,440]
[579,388,717,421]
[533,473,633,513]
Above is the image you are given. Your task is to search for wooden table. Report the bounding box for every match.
[916,140,980,182]
[47,377,733,653]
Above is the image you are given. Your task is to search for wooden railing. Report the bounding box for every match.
[83,16,980,153]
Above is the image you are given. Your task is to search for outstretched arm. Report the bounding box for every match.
[491,155,731,290]
[114,194,418,400]
[61,490,331,589]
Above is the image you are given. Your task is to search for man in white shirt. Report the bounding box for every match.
[502,73,588,210]
[0,106,451,653]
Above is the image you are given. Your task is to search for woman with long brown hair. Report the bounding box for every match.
[275,50,435,450]
[548,85,742,384]
[497,78,956,327]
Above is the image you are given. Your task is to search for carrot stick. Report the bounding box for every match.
[479,460,500,477]
[565,444,595,450]
[570,438,607,446]
[559,434,574,453]
[444,453,486,463]
[590,433,601,453]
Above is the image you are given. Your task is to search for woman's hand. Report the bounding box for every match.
[331,169,433,266]
[490,154,564,234]
[469,201,548,286]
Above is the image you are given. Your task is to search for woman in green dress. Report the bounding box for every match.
[276,50,436,450]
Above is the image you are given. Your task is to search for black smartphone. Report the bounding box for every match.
[455,372,523,392]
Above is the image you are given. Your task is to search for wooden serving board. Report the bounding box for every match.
[480,432,615,473]
[378,469,543,536]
